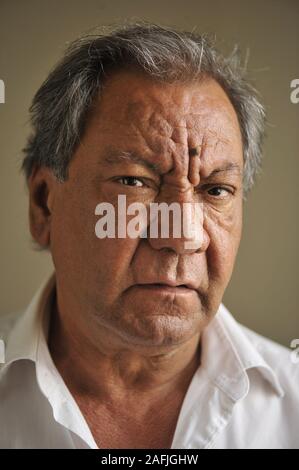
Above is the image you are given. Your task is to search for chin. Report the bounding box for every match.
[113,307,204,349]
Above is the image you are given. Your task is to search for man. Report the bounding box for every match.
[0,23,298,449]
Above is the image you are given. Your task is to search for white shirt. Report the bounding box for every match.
[0,272,298,449]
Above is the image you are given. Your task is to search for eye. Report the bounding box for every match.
[206,186,232,197]
[117,176,144,187]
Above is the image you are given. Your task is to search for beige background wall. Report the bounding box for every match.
[0,0,298,347]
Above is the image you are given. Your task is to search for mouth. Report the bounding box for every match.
[133,282,197,295]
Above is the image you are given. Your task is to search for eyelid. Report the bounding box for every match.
[113,175,158,190]
[115,176,144,186]
[197,184,236,199]
[121,177,143,186]
[109,162,161,182]
[198,182,235,191]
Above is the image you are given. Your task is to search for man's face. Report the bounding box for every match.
[47,70,243,349]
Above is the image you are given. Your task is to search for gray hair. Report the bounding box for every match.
[21,22,266,195]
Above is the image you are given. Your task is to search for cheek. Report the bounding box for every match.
[204,205,242,283]
[51,207,140,307]
[91,237,138,282]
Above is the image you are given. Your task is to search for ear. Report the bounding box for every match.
[28,166,57,248]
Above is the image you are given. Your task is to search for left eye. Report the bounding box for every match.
[207,186,231,197]
[117,177,144,187]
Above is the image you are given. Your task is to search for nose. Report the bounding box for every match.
[147,186,210,255]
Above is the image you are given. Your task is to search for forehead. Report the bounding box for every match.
[85,70,243,174]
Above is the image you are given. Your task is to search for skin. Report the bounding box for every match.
[28,69,244,448]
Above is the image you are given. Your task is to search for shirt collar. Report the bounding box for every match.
[200,303,285,401]
[1,271,284,402]
[2,271,56,369]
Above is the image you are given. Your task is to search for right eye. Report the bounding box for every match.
[116,177,145,187]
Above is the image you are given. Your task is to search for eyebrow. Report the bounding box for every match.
[102,150,162,174]
[102,149,242,179]
[205,162,242,179]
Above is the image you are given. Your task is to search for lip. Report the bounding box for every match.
[132,283,197,295]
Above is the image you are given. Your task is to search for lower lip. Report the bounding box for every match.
[133,284,196,295]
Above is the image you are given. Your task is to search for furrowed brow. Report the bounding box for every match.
[205,162,242,179]
[103,150,162,174]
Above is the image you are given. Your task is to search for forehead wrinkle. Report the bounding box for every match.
[126,99,199,140]
[101,94,241,182]
[197,126,235,161]
[191,127,242,182]
[123,116,184,175]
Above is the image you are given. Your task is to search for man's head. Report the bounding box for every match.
[22,23,265,353]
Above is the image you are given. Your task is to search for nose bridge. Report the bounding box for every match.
[147,184,207,254]
[160,182,194,206]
